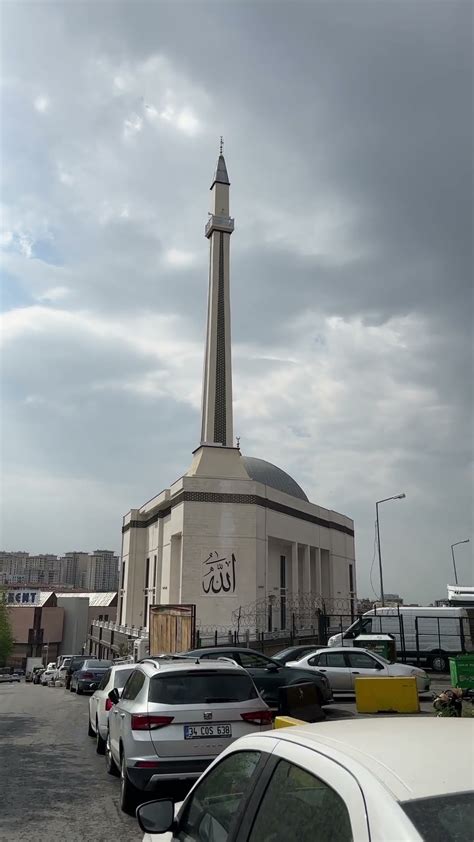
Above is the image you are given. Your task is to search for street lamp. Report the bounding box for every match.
[376,493,406,607]
[450,539,470,585]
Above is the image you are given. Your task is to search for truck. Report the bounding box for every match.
[327,605,474,672]
[25,657,44,681]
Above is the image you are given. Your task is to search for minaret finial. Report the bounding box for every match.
[220,136,224,155]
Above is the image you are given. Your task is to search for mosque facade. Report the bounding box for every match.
[119,150,356,635]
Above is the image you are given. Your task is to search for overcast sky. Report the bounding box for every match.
[1,0,472,603]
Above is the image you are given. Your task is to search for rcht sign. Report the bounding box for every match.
[1,590,39,606]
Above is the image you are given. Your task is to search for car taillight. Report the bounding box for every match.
[105,698,114,711]
[241,710,273,725]
[130,714,174,731]
[82,672,93,679]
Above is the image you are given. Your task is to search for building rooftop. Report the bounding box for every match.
[55,591,117,606]
[242,455,309,502]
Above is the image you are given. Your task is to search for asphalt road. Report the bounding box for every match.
[0,681,141,842]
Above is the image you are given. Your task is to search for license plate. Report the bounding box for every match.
[184,724,232,739]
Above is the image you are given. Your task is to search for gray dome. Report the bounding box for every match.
[241,456,309,502]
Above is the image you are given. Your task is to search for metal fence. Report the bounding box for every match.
[195,605,474,667]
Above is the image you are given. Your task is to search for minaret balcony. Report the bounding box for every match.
[205,214,235,238]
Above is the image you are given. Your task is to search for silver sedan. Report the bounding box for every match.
[287,647,430,693]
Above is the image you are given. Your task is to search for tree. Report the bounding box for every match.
[116,641,132,658]
[0,593,14,666]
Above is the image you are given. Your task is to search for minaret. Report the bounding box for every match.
[200,140,235,447]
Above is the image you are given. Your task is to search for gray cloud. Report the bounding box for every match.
[0,0,472,600]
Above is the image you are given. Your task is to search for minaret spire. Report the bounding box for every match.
[200,145,235,447]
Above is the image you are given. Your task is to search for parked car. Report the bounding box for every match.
[137,719,474,842]
[53,663,69,684]
[65,655,96,690]
[182,647,333,710]
[0,672,20,683]
[106,657,273,815]
[272,645,321,664]
[40,668,56,686]
[88,663,136,753]
[53,656,72,682]
[32,668,45,684]
[286,647,431,693]
[70,659,112,695]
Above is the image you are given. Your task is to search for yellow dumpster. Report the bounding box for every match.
[274,716,306,729]
[355,676,420,714]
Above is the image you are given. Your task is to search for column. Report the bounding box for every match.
[291,542,299,598]
[302,544,311,594]
[316,547,322,598]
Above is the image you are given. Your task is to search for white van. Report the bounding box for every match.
[327,606,473,672]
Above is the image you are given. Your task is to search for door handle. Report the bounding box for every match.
[352,671,360,674]
[318,669,327,672]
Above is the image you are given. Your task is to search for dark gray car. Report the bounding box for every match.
[183,647,333,709]
[70,659,112,695]
[273,645,322,665]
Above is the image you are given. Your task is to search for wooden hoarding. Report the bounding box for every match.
[149,604,196,655]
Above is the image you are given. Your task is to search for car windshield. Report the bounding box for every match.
[83,660,111,669]
[401,792,474,841]
[149,671,259,704]
[374,653,392,665]
[114,668,134,688]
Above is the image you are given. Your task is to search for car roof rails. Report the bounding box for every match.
[138,655,199,669]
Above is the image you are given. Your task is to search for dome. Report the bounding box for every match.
[241,455,309,502]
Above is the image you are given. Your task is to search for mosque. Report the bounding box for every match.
[119,148,356,635]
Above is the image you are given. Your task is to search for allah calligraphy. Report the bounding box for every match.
[202,551,237,595]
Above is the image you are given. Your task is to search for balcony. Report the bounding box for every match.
[91,619,147,638]
[205,214,235,238]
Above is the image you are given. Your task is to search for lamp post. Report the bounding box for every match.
[450,539,470,585]
[376,493,406,607]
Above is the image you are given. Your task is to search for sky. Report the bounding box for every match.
[0,0,472,604]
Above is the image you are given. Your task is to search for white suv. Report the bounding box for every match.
[105,657,272,815]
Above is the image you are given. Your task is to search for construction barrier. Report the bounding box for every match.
[355,676,420,714]
[274,716,306,729]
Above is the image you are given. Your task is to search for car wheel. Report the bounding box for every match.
[430,653,448,673]
[120,754,139,816]
[105,732,119,777]
[88,717,95,738]
[96,719,106,755]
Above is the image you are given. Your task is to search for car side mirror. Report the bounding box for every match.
[266,664,279,673]
[108,688,120,705]
[136,799,176,834]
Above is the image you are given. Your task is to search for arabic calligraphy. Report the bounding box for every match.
[202,551,237,595]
